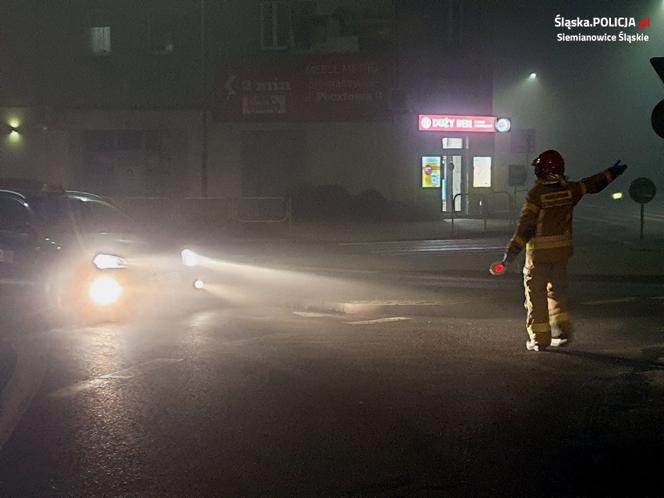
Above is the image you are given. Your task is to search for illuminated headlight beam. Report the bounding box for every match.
[181,249,200,267]
[93,253,128,270]
[89,276,123,306]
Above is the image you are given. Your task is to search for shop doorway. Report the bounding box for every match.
[441,155,465,213]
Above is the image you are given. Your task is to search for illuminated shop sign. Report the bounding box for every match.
[418,114,511,133]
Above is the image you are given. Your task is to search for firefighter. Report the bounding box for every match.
[501,150,627,351]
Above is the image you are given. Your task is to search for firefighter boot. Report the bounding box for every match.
[526,340,547,352]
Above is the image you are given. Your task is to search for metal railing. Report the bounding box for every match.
[113,196,292,226]
[450,190,515,234]
[237,196,292,224]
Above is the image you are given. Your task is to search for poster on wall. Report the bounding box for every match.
[472,156,492,188]
[216,55,393,122]
[421,156,442,188]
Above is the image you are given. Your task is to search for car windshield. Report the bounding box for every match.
[30,196,134,234]
[0,196,31,232]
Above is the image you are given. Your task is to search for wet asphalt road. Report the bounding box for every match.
[1,267,664,496]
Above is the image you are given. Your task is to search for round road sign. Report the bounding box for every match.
[629,177,657,204]
[652,99,664,139]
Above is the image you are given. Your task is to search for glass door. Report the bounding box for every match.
[441,155,464,213]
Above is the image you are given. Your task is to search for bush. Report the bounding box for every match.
[290,183,354,221]
[352,189,390,222]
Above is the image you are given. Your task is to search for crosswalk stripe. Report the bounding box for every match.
[293,311,342,318]
[339,238,506,256]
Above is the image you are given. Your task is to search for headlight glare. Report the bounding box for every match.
[89,276,123,306]
[93,253,128,270]
[181,249,200,267]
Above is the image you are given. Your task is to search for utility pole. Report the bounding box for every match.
[200,0,209,198]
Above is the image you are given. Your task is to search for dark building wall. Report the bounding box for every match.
[3,1,491,111]
[1,0,496,205]
[0,0,40,106]
[31,0,204,109]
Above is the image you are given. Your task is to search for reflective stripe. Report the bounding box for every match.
[512,236,525,248]
[540,190,572,208]
[550,311,571,324]
[526,238,572,251]
[536,207,546,236]
[532,234,570,242]
[524,202,540,214]
[528,322,551,334]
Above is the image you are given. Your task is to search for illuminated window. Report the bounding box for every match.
[89,26,111,55]
[442,137,464,149]
[421,156,442,188]
[472,156,492,188]
[261,1,292,50]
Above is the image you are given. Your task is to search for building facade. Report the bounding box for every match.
[1,0,508,218]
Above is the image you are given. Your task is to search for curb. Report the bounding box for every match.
[300,300,451,316]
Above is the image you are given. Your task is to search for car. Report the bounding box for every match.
[0,183,149,322]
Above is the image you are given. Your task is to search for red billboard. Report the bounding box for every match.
[215,56,393,121]
[418,114,498,133]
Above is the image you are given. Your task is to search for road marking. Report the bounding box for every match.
[49,358,183,399]
[0,340,48,452]
[337,238,506,256]
[581,297,639,305]
[345,317,412,325]
[648,296,664,301]
[292,311,343,318]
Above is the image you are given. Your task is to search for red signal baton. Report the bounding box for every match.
[489,261,507,276]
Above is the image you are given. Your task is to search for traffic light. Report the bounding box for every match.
[650,57,664,138]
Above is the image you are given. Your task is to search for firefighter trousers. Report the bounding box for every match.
[523,255,573,346]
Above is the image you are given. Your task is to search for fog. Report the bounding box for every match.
[491,0,664,187]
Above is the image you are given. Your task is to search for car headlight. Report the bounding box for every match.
[89,276,123,306]
[93,253,128,270]
[181,249,200,267]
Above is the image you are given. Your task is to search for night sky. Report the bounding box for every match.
[490,0,663,183]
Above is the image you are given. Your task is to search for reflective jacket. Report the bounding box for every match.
[507,169,618,262]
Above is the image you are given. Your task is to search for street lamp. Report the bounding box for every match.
[528,72,537,80]
[6,122,21,142]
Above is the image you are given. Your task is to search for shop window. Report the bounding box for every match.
[442,137,464,149]
[89,26,111,55]
[291,1,317,50]
[421,156,442,189]
[261,1,292,50]
[472,156,492,188]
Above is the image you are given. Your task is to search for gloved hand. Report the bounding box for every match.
[608,160,628,178]
[502,252,516,265]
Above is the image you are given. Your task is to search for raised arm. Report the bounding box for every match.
[573,160,628,201]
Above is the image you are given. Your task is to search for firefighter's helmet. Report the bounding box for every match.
[532,150,565,180]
